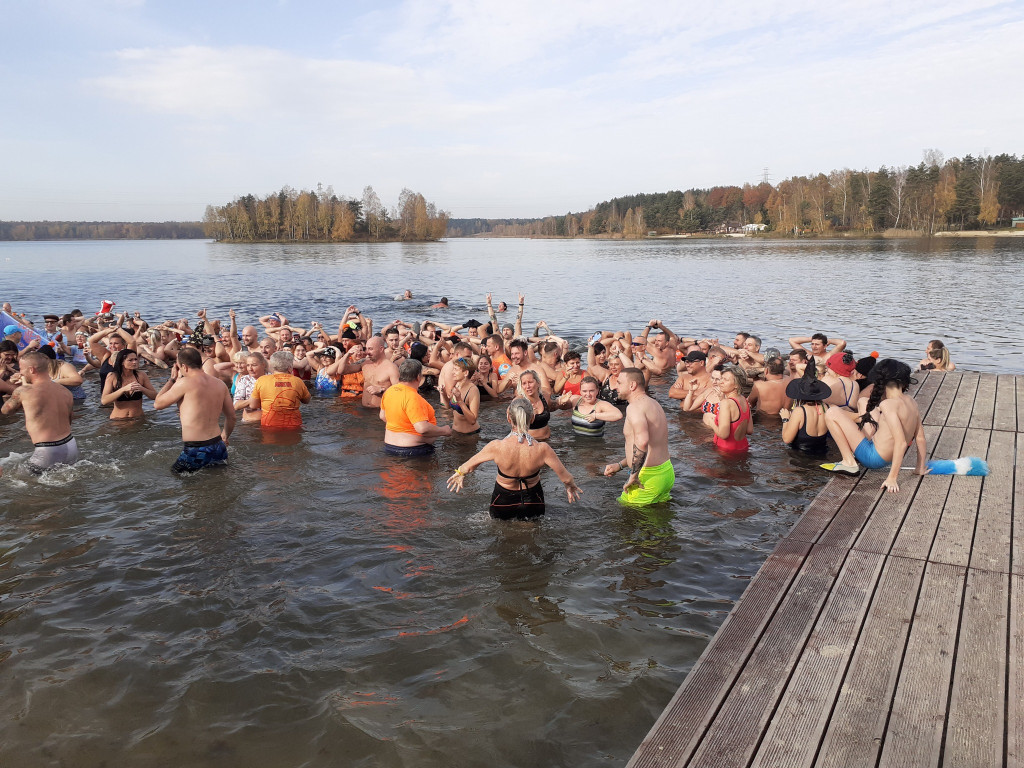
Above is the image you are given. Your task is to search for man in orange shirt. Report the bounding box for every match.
[250,351,311,429]
[380,359,451,456]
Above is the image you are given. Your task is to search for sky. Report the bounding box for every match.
[1,0,1022,222]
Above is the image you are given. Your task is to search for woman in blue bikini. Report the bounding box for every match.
[821,359,929,493]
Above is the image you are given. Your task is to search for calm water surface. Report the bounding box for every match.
[1,237,1021,767]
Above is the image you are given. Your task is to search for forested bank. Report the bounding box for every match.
[201,185,448,242]
[448,151,1024,238]
[0,221,204,241]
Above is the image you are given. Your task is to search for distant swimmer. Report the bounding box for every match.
[430,297,450,309]
[447,397,581,519]
[394,289,414,301]
[604,367,674,505]
[154,347,235,472]
[1,350,79,475]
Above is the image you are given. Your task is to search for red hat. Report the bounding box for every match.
[826,351,856,377]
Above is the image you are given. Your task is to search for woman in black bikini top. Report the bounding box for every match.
[100,349,156,420]
[446,398,581,520]
[518,370,551,440]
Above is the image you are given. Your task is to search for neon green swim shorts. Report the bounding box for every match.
[619,459,675,506]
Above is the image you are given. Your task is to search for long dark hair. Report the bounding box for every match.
[858,359,913,429]
[112,349,138,390]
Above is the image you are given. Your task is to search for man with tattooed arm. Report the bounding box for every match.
[604,367,675,505]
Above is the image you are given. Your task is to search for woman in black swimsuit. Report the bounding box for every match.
[446,398,581,520]
[518,370,551,441]
[779,368,831,455]
[100,349,156,419]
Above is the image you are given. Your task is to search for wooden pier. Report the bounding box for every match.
[628,371,1022,768]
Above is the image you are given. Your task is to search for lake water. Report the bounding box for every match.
[1,236,1021,767]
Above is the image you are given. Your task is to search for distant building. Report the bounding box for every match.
[741,223,767,232]
[1013,217,1024,229]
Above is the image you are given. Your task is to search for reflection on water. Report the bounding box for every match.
[1,236,1020,766]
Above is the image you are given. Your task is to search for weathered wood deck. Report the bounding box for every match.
[628,371,1021,768]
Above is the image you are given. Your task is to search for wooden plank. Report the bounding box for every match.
[912,371,942,414]
[786,477,859,545]
[928,428,990,569]
[627,537,812,768]
[968,374,997,431]
[993,374,1017,433]
[889,426,966,562]
[877,562,966,768]
[971,428,1013,574]
[923,373,962,427]
[684,544,847,768]
[943,373,980,429]
[750,549,885,768]
[943,568,1008,768]
[1017,376,1024,433]
[1009,574,1024,768]
[816,481,881,552]
[1016,433,1024,580]
[815,555,926,768]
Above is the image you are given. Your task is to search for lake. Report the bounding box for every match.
[1,236,1021,767]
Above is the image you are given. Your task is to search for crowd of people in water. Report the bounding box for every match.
[1,292,952,517]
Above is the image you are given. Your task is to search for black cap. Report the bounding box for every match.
[683,350,707,363]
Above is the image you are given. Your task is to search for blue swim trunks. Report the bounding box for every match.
[172,436,228,473]
[854,438,890,470]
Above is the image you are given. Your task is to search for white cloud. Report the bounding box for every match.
[4,0,1021,219]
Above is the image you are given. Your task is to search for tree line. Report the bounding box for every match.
[0,221,205,241]
[448,151,1024,238]
[202,185,449,242]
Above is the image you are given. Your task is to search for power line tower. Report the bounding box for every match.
[761,167,771,185]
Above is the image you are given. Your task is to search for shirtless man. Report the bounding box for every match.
[1,351,78,475]
[380,326,404,362]
[669,350,712,409]
[636,320,679,375]
[747,357,790,416]
[729,334,765,378]
[241,325,261,354]
[497,339,551,397]
[154,347,235,472]
[361,336,400,409]
[790,333,846,367]
[603,367,674,505]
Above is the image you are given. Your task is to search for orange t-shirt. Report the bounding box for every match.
[491,352,513,378]
[381,383,435,434]
[252,373,310,413]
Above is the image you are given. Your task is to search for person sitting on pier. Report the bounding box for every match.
[821,359,928,492]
